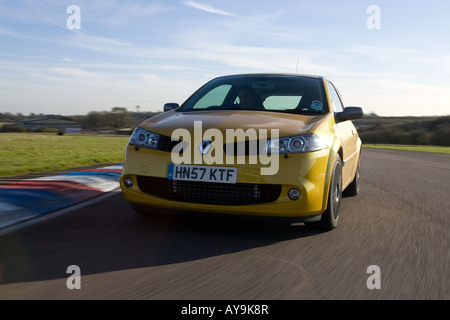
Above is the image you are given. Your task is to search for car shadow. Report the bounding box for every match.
[0,194,328,285]
[106,209,328,272]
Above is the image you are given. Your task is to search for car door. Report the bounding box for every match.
[327,81,358,187]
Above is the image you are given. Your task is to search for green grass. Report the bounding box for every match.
[1,133,448,177]
[363,144,450,154]
[0,132,130,177]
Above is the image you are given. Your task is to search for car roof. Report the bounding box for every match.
[213,73,324,80]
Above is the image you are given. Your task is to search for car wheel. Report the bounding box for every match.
[318,155,343,231]
[343,156,360,197]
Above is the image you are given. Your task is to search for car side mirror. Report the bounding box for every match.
[336,106,363,123]
[163,103,179,112]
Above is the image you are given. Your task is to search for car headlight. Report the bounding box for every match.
[129,127,160,149]
[267,134,328,154]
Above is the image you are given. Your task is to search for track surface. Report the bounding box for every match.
[0,148,448,300]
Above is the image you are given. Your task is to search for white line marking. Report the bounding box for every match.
[0,189,121,236]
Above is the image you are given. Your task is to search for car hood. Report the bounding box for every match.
[139,110,323,138]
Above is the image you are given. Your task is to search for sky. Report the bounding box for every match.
[0,0,449,117]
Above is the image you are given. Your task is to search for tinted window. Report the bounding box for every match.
[180,75,327,114]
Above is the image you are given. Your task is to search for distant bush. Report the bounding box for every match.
[355,116,450,146]
[430,124,450,146]
[0,124,26,132]
[36,127,58,133]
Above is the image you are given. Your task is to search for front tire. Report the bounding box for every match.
[319,155,343,230]
[343,156,360,197]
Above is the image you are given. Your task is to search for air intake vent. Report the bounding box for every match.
[136,176,281,205]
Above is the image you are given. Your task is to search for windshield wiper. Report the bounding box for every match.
[289,109,324,115]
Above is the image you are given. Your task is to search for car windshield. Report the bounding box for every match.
[178,75,327,115]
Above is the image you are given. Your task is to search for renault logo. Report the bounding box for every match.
[199,140,212,155]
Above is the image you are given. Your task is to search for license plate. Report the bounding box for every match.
[167,164,237,184]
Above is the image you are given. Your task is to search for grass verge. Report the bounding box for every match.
[0,132,130,177]
[1,133,448,177]
[363,144,450,154]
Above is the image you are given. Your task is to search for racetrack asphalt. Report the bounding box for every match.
[0,148,448,300]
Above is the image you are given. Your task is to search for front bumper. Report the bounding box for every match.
[120,144,331,218]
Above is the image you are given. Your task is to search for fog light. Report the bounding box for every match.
[288,188,300,200]
[124,177,134,188]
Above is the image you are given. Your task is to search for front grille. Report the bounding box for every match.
[157,135,180,152]
[157,135,266,157]
[137,176,281,205]
[223,140,265,156]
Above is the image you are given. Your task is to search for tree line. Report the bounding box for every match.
[1,109,449,146]
[0,107,160,132]
[354,115,450,146]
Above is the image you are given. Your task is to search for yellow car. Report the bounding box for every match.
[120,74,363,230]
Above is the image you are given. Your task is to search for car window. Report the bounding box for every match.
[180,76,327,114]
[327,82,344,113]
[192,84,232,109]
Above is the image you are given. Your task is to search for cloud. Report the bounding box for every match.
[342,45,421,63]
[243,29,297,39]
[183,0,240,17]
[71,31,130,46]
[0,23,129,54]
[0,26,25,38]
[84,0,175,27]
[50,67,102,79]
[55,31,131,53]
